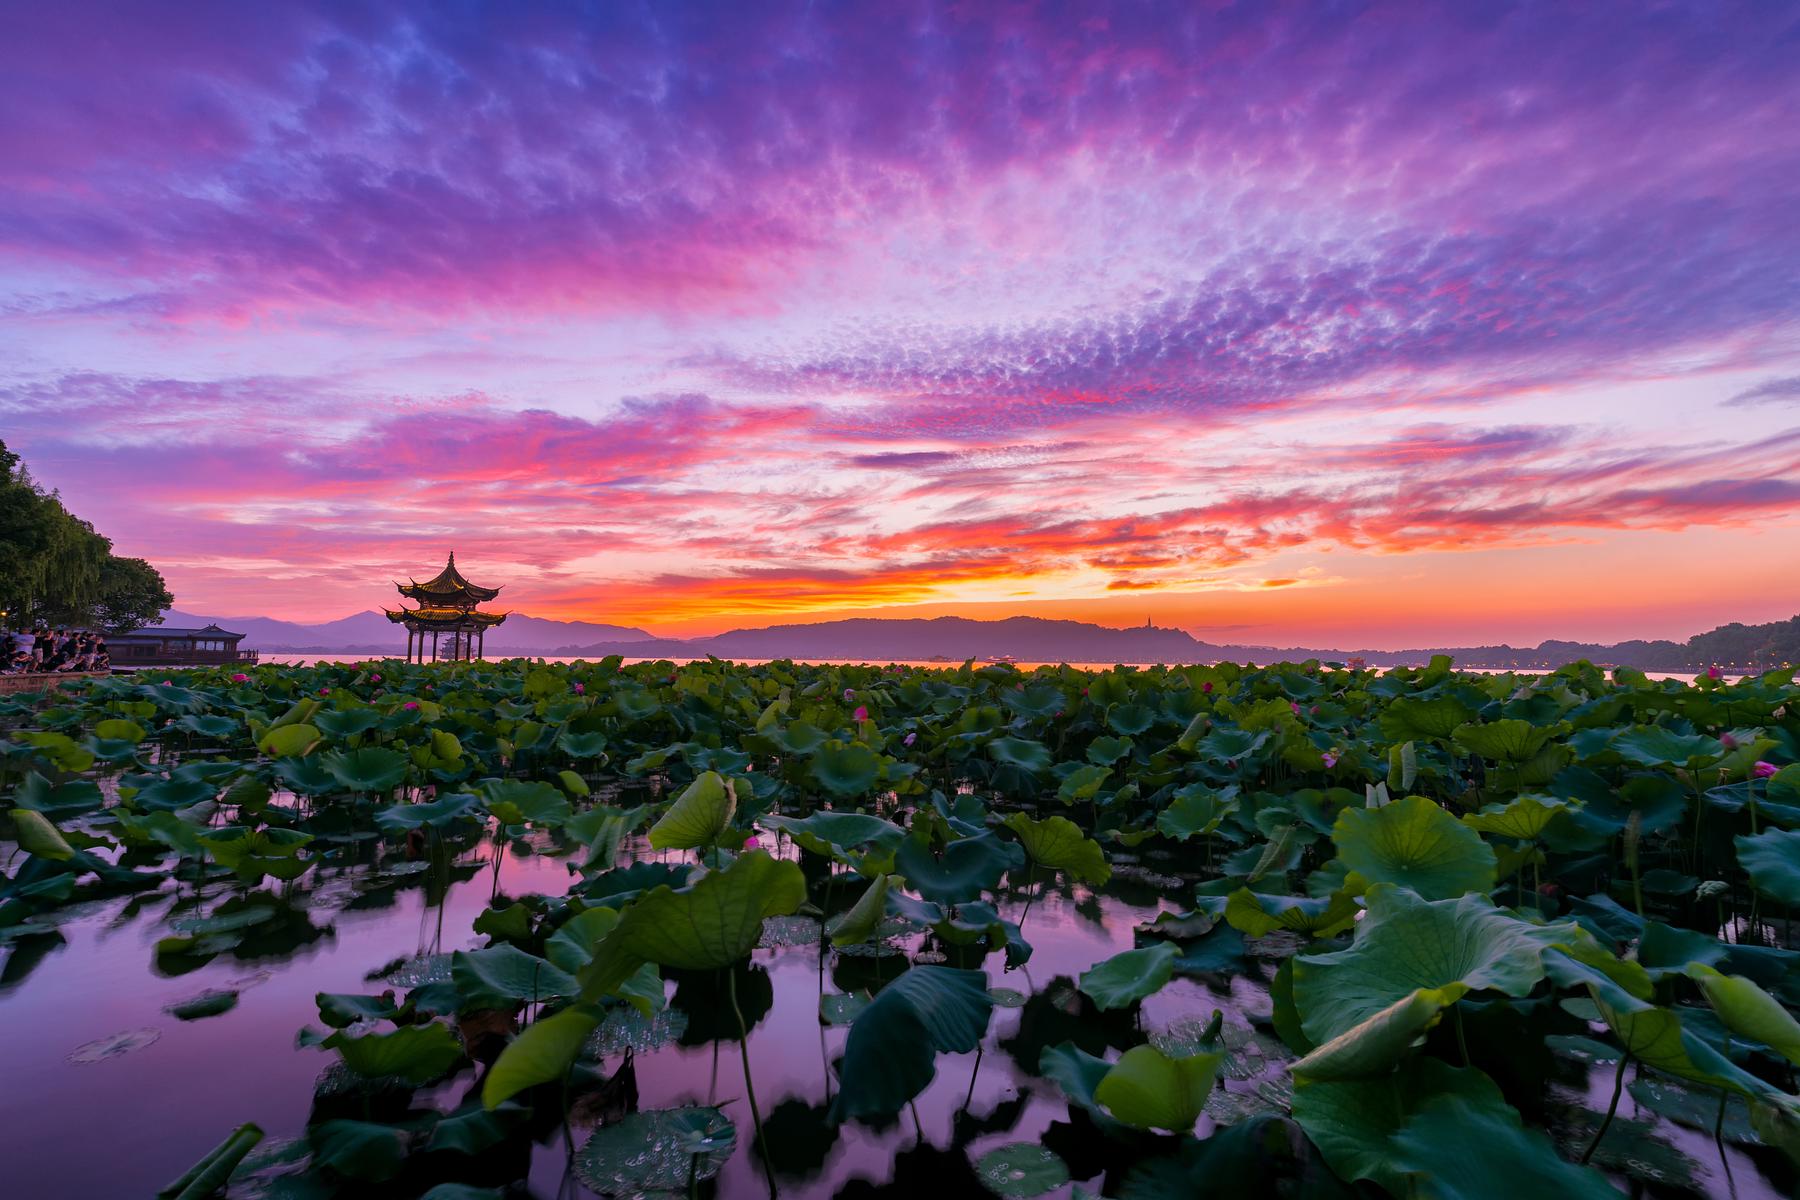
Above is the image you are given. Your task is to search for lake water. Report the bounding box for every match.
[0,809,1779,1198]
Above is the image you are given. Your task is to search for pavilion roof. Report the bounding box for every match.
[384,607,508,630]
[395,552,502,605]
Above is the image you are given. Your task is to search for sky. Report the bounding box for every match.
[2,1,1798,648]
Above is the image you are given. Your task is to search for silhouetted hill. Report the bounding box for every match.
[154,608,1797,671]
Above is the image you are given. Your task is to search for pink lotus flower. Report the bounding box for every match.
[318,687,331,697]
[1721,732,1739,750]
[1706,666,1723,680]
[1080,687,1088,696]
[843,688,855,701]
[573,682,585,695]
[903,732,917,747]
[230,673,249,683]
[853,705,869,722]
[1322,750,1340,768]
[1754,761,1779,779]
[369,673,381,683]
[403,701,420,711]
[743,835,762,849]
[161,680,173,687]
[1290,701,1302,715]
[1202,682,1213,694]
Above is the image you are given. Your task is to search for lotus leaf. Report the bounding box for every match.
[579,850,806,997]
[258,723,321,758]
[1056,763,1112,803]
[452,945,579,1007]
[987,737,1052,773]
[1293,885,1578,1044]
[827,874,892,946]
[1000,812,1110,884]
[320,746,409,792]
[1092,1043,1223,1132]
[480,779,571,827]
[893,830,1023,906]
[1379,696,1477,743]
[373,791,480,832]
[1685,963,1800,1065]
[309,1119,408,1182]
[9,809,74,860]
[1223,888,1359,938]
[1736,828,1800,905]
[1078,942,1179,1010]
[975,1144,1070,1197]
[1389,1096,1626,1199]
[830,965,993,1121]
[648,770,736,850]
[574,1107,735,1196]
[1293,1059,1510,1195]
[482,1004,601,1108]
[1451,719,1554,763]
[1459,794,1572,840]
[811,741,883,796]
[1289,985,1469,1081]
[323,1021,463,1085]
[1156,783,1239,840]
[1332,794,1497,899]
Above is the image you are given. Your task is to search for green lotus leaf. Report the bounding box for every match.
[1589,989,1774,1097]
[1292,885,1578,1045]
[574,1107,736,1196]
[1092,1043,1223,1133]
[480,779,571,827]
[1078,942,1179,1010]
[1332,794,1497,899]
[1389,1095,1626,1200]
[482,1004,602,1108]
[1289,984,1469,1081]
[320,746,409,792]
[451,945,580,1008]
[426,1104,527,1157]
[13,771,104,816]
[1223,888,1359,938]
[987,737,1053,773]
[1086,735,1134,765]
[648,770,737,850]
[93,718,145,743]
[975,1144,1069,1198]
[766,719,827,756]
[893,830,1024,906]
[1686,963,1800,1066]
[543,907,621,974]
[317,992,407,1028]
[9,808,74,861]
[310,1119,408,1182]
[808,740,880,797]
[556,730,608,759]
[827,874,892,946]
[257,723,321,758]
[1105,703,1157,736]
[1459,794,1572,840]
[763,811,906,862]
[1001,812,1110,884]
[1293,1059,1511,1195]
[1378,696,1477,743]
[313,709,383,739]
[1055,763,1112,804]
[1003,685,1066,719]
[173,713,240,739]
[1610,726,1724,768]
[323,1021,464,1085]
[374,791,481,832]
[1038,1041,1121,1131]
[1736,828,1800,905]
[829,965,994,1121]
[197,825,313,881]
[1451,719,1555,763]
[579,851,806,998]
[1156,783,1239,841]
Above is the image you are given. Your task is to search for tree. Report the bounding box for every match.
[92,556,174,632]
[0,438,173,630]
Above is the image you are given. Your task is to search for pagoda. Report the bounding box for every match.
[384,552,508,662]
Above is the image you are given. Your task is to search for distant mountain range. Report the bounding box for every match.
[154,608,1798,671]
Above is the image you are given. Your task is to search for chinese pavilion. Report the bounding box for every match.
[384,552,508,662]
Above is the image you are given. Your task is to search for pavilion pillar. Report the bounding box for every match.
[478,629,485,660]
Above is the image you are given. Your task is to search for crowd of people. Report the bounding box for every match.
[2,627,110,674]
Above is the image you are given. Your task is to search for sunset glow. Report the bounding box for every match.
[3,2,1798,647]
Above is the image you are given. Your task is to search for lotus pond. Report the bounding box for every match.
[4,656,1800,1200]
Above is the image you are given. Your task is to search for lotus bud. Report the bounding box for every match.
[1754,760,1779,779]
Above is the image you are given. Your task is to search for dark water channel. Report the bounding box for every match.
[0,821,1786,1198]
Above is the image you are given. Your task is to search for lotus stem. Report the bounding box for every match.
[1581,1052,1630,1164]
[727,967,776,1197]
[1714,1087,1728,1150]
[1453,1005,1471,1067]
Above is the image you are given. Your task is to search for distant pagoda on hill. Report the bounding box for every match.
[384,552,508,662]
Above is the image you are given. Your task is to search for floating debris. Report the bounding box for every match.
[165,988,239,1020]
[974,1143,1069,1198]
[574,1106,736,1197]
[586,1007,690,1056]
[68,1028,160,1064]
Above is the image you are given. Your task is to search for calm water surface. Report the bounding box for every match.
[0,804,1782,1197]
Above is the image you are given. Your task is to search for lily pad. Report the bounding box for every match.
[975,1143,1070,1197]
[574,1106,736,1196]
[68,1027,160,1063]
